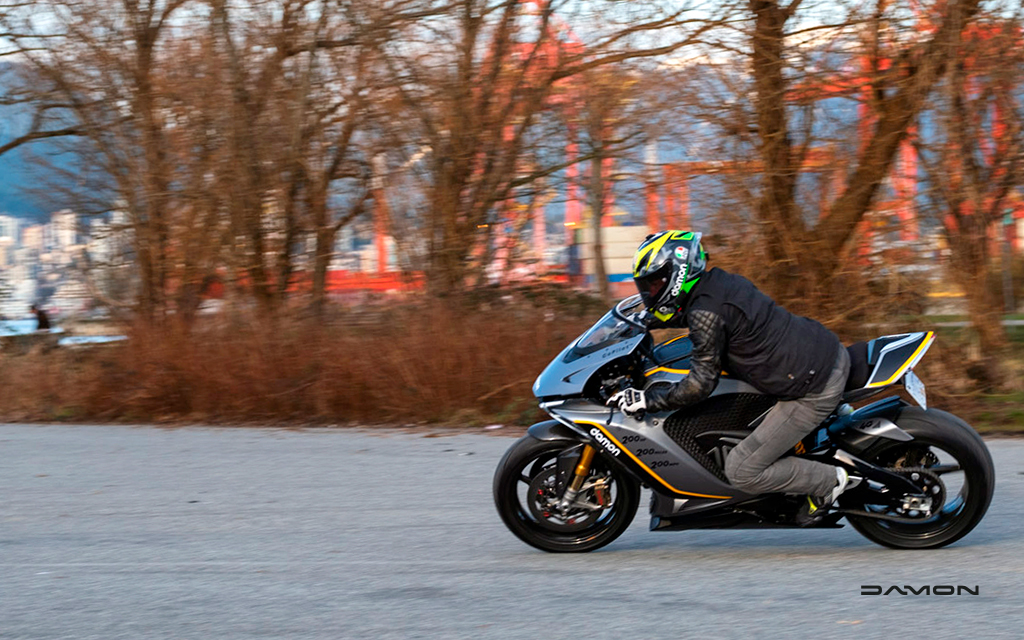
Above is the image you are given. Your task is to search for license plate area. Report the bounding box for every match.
[903,370,927,410]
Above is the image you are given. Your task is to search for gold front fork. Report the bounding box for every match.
[568,445,596,493]
[559,444,595,509]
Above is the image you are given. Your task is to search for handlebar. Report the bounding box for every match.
[611,294,649,332]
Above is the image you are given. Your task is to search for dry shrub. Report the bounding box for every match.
[0,292,597,425]
[0,280,1013,428]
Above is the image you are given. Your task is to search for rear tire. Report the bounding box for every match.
[493,435,640,553]
[845,408,994,549]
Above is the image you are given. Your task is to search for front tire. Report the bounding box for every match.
[493,435,640,553]
[845,408,995,549]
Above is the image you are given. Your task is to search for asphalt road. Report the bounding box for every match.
[2,424,1023,640]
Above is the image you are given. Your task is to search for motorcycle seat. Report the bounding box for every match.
[845,341,870,391]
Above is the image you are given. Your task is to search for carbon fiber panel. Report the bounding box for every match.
[664,393,777,480]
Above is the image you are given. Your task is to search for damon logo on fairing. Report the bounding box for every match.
[589,427,621,456]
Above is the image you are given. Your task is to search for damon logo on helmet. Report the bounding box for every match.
[632,230,708,322]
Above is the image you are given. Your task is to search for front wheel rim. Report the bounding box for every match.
[504,444,629,546]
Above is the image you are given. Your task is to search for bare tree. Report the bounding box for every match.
[379,0,725,294]
[0,0,407,320]
[916,15,1023,388]
[746,0,988,301]
[0,0,200,320]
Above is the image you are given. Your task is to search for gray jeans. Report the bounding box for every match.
[724,346,850,497]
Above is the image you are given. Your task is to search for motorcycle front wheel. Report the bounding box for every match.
[493,435,640,553]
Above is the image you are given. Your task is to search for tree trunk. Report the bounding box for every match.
[959,261,1010,390]
[749,0,803,297]
[589,145,610,303]
[312,225,336,317]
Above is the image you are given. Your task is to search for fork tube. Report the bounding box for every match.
[570,445,596,491]
[559,445,596,509]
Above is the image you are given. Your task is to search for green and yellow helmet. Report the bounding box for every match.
[632,230,707,322]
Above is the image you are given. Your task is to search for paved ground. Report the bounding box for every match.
[2,424,1023,640]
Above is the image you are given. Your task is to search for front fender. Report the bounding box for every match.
[527,420,588,442]
[526,419,644,487]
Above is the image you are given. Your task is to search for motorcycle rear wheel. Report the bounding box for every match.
[844,408,994,549]
[493,435,640,553]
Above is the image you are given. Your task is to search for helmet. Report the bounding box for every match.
[632,230,707,322]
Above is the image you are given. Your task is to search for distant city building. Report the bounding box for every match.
[0,214,19,244]
[21,224,44,252]
[87,218,113,264]
[51,210,78,249]
[0,240,13,268]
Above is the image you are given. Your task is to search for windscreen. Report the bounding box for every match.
[565,310,644,362]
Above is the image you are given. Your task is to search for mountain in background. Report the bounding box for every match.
[0,62,66,222]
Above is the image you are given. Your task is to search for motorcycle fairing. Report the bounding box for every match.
[532,308,646,399]
[650,334,691,366]
[544,401,742,503]
[863,331,934,388]
[532,333,646,398]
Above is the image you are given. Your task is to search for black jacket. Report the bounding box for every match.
[645,268,841,410]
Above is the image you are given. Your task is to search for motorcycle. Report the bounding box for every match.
[493,294,995,552]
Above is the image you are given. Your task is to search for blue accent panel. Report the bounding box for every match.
[607,273,634,283]
[827,396,907,436]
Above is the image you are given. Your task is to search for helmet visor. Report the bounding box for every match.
[635,263,672,308]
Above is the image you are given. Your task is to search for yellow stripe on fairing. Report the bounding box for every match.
[655,334,689,347]
[644,367,730,377]
[576,420,732,500]
[866,331,935,388]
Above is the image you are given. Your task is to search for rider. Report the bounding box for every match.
[609,230,858,525]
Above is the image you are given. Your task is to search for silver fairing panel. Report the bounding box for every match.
[547,400,755,510]
[532,334,645,398]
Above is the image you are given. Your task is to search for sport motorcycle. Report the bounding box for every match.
[493,295,995,552]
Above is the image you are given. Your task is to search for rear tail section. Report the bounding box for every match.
[843,331,934,403]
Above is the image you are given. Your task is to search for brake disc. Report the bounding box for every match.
[527,467,601,533]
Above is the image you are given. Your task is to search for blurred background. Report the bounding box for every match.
[0,0,1020,428]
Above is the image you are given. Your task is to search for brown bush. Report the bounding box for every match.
[0,284,1016,429]
[0,293,597,425]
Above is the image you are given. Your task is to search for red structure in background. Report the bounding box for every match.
[917,19,1024,255]
[646,15,1024,256]
[364,5,1024,292]
[650,148,839,231]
